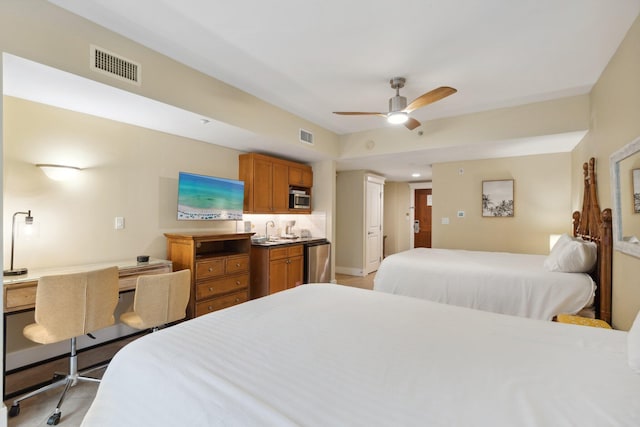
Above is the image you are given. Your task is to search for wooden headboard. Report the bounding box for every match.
[572,157,613,325]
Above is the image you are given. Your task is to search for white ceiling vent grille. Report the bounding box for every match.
[299,129,313,145]
[90,45,141,86]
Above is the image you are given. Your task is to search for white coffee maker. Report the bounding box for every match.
[283,220,296,238]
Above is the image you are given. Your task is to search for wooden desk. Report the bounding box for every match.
[3,258,172,313]
[3,258,172,399]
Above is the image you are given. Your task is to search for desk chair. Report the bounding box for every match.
[8,266,119,425]
[120,269,190,332]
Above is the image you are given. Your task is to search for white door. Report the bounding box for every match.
[365,178,383,274]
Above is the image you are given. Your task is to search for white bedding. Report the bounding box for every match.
[82,284,639,427]
[373,248,595,320]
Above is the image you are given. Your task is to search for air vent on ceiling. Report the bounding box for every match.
[90,45,141,86]
[299,129,313,145]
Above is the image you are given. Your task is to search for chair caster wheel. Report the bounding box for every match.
[47,412,61,425]
[8,404,20,417]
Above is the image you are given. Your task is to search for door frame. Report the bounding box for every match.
[408,182,432,249]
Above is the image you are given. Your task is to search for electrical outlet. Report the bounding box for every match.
[457,210,465,218]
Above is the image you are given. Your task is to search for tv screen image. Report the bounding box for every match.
[177,172,244,220]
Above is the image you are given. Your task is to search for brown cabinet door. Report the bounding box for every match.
[287,256,304,289]
[289,166,313,187]
[253,158,273,212]
[269,258,288,294]
[273,162,289,212]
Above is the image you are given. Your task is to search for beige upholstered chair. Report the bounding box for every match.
[120,269,191,332]
[8,266,119,425]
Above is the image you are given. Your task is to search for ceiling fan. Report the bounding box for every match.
[333,77,457,130]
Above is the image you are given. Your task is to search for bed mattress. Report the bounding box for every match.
[82,284,638,427]
[373,248,595,320]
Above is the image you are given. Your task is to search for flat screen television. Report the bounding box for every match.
[177,172,244,220]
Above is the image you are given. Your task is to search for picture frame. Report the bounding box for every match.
[482,179,514,217]
[633,169,640,213]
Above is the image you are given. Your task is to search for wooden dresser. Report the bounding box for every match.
[164,232,253,318]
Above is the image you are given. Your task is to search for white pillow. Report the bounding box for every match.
[543,233,597,273]
[628,310,640,373]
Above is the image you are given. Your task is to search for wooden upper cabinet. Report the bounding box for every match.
[273,162,289,212]
[288,165,313,187]
[251,157,273,212]
[239,153,312,214]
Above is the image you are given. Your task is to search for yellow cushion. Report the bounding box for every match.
[556,314,612,329]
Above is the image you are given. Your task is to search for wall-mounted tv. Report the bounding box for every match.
[177,172,244,220]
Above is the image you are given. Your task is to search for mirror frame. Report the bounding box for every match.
[610,135,640,258]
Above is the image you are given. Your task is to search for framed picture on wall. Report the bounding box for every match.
[482,179,514,217]
[633,169,640,213]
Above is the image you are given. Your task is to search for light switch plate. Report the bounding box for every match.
[114,217,125,230]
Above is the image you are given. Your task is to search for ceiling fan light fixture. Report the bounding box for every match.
[387,111,409,124]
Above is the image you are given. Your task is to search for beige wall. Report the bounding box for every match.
[3,96,247,267]
[572,14,640,330]
[335,171,365,275]
[383,182,411,256]
[431,153,572,254]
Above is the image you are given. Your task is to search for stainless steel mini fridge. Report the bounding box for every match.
[304,240,331,283]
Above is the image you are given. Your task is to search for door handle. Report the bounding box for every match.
[413,220,420,233]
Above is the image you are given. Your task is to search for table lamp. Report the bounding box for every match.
[4,210,34,276]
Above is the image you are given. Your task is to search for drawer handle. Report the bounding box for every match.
[208,267,213,272]
[208,287,213,292]
[236,263,240,267]
[236,281,240,285]
[235,298,240,302]
[208,306,213,311]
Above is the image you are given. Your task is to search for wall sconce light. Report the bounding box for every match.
[4,210,35,276]
[36,164,82,181]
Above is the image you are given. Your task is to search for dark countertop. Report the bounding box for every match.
[251,237,328,247]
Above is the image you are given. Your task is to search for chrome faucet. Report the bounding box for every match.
[265,220,275,238]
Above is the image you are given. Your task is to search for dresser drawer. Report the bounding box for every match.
[226,255,249,274]
[196,274,249,300]
[5,283,37,311]
[196,258,225,280]
[195,291,248,317]
[287,245,304,257]
[269,244,303,261]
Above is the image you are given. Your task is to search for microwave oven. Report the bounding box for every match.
[289,192,310,209]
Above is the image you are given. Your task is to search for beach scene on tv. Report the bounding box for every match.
[177,172,244,220]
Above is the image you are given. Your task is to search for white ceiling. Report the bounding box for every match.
[8,0,640,181]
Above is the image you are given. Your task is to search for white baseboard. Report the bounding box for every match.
[335,266,365,277]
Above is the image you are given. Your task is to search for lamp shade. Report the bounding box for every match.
[36,164,82,181]
[387,112,409,124]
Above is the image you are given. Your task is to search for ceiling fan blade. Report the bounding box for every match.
[404,117,421,130]
[333,112,386,117]
[405,86,457,113]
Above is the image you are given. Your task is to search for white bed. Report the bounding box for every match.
[82,284,639,427]
[373,158,614,323]
[373,247,595,320]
